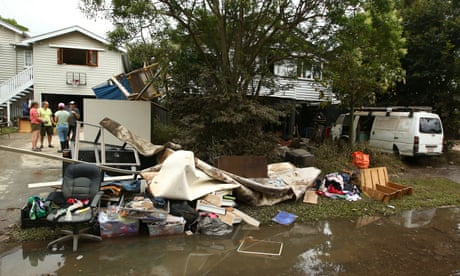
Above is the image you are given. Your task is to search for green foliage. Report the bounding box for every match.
[169,94,283,162]
[151,118,180,145]
[0,16,29,31]
[386,0,460,138]
[323,0,406,104]
[321,0,406,144]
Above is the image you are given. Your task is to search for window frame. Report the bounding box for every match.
[57,48,99,67]
[24,50,33,67]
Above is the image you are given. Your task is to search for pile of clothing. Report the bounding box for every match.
[316,172,361,201]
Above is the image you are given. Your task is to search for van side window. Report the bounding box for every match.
[419,118,442,134]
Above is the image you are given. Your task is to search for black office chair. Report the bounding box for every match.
[47,163,103,252]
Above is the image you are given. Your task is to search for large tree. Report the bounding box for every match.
[320,0,406,144]
[81,0,342,160]
[387,0,460,138]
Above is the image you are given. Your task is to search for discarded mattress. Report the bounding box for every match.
[147,150,240,201]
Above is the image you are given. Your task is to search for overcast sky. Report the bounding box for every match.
[0,0,113,37]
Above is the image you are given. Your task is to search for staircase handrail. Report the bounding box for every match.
[0,66,34,104]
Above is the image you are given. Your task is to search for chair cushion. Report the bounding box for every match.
[62,164,101,199]
[47,209,93,223]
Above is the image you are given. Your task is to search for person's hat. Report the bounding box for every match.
[69,101,76,105]
[58,102,65,108]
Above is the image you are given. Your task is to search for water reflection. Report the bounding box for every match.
[390,208,437,228]
[2,207,460,276]
[0,244,64,275]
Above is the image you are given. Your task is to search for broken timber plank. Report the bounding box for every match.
[231,208,260,227]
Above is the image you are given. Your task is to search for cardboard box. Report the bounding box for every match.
[98,211,139,238]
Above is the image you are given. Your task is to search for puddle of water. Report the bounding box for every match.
[2,207,460,276]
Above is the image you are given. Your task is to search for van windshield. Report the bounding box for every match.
[419,117,442,134]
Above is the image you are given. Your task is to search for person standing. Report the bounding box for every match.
[54,103,70,153]
[67,101,80,143]
[38,101,54,148]
[29,101,42,151]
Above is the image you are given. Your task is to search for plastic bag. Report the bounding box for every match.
[352,151,370,169]
[197,216,233,236]
[27,196,48,220]
[272,211,297,225]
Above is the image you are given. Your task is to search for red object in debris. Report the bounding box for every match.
[352,151,370,169]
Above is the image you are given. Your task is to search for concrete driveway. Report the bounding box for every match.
[0,132,62,243]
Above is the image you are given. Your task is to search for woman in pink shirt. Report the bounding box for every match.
[29,101,42,151]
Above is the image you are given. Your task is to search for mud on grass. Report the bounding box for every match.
[239,177,460,225]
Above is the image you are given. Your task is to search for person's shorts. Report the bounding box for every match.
[40,125,54,136]
[31,123,41,131]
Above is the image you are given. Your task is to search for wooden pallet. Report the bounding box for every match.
[360,167,413,203]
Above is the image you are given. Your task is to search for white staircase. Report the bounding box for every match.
[0,67,34,123]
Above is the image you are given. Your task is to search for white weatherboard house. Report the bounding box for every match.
[0,20,126,124]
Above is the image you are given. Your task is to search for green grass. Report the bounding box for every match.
[0,127,17,135]
[239,176,460,225]
[9,225,62,242]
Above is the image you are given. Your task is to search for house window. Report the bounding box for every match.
[298,60,322,80]
[24,50,33,67]
[274,61,297,77]
[57,48,98,66]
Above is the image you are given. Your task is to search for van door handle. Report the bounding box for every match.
[394,137,398,139]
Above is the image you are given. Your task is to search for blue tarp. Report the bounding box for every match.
[92,76,133,100]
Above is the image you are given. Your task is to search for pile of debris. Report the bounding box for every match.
[19,117,413,241]
[88,118,321,237]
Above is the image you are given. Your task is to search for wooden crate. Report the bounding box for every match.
[360,167,413,203]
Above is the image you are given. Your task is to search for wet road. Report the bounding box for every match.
[1,207,460,275]
[0,132,61,252]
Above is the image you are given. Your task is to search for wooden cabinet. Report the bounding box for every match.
[18,118,31,133]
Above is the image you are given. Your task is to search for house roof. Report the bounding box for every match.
[18,25,126,53]
[0,19,29,37]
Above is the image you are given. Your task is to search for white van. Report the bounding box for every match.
[331,107,444,157]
